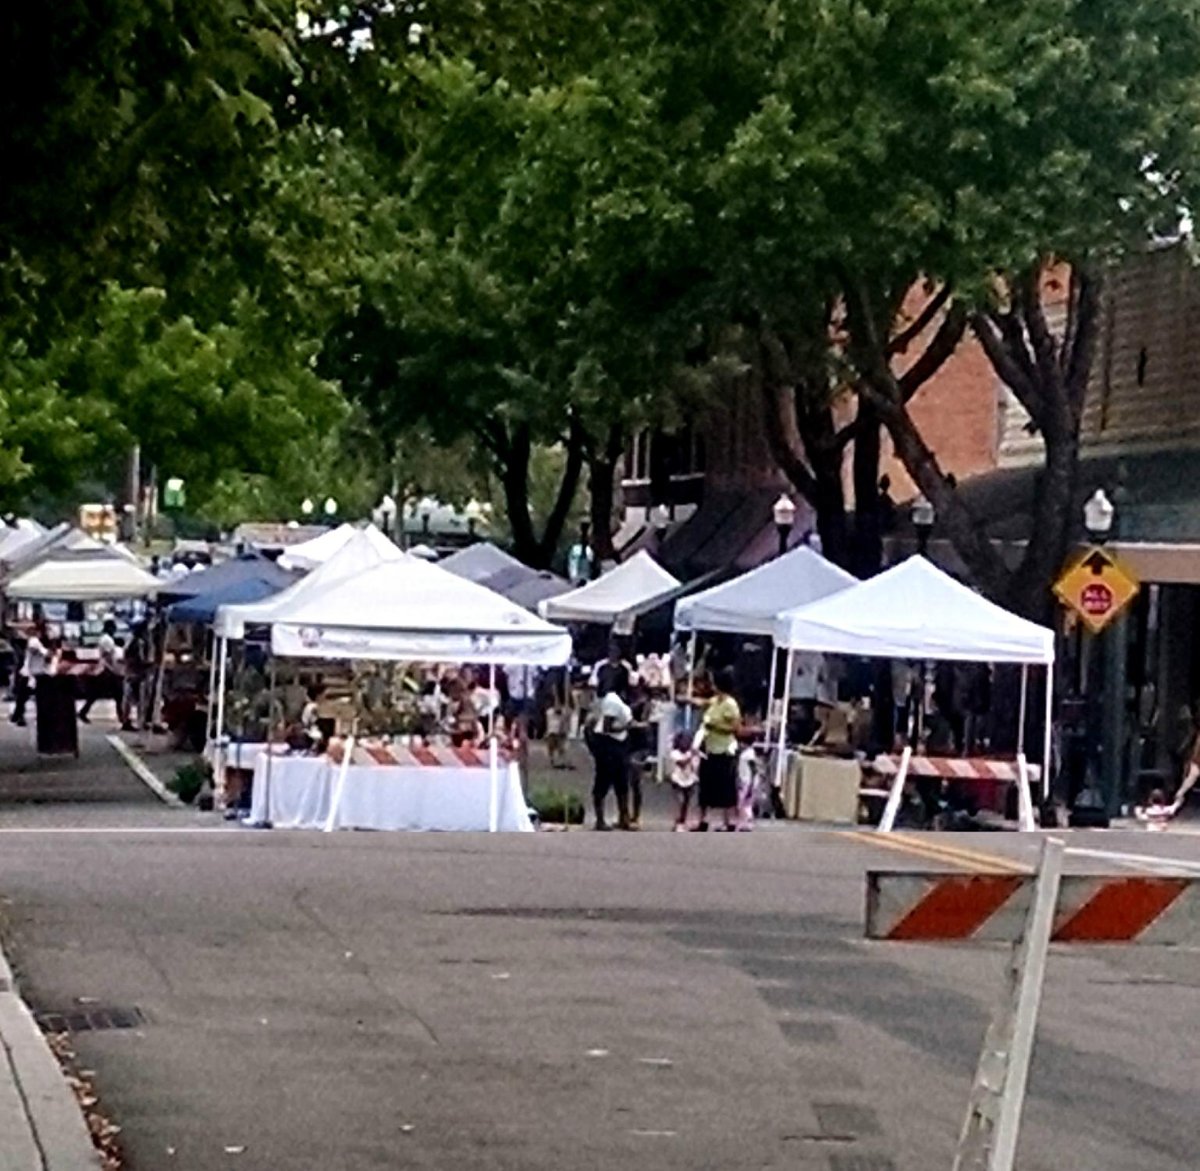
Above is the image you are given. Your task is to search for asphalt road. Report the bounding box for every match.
[0,727,1197,1171]
[0,808,1196,1171]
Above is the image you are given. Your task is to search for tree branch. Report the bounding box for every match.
[889,284,952,355]
[898,302,967,400]
[540,414,585,562]
[969,312,1045,424]
[1018,265,1063,396]
[1065,266,1102,420]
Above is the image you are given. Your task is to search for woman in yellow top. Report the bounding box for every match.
[694,667,741,831]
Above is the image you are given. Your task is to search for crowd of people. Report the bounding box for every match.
[4,614,154,732]
[582,642,766,832]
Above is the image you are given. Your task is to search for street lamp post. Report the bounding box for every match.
[464,499,483,541]
[300,498,314,522]
[772,494,796,558]
[375,493,396,539]
[323,497,338,522]
[911,495,935,556]
[1084,488,1125,817]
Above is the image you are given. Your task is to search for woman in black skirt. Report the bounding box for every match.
[695,667,742,831]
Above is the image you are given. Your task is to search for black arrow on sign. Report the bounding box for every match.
[1083,551,1111,575]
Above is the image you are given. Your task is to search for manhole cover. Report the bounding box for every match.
[35,1006,146,1034]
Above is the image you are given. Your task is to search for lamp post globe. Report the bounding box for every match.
[323,497,338,519]
[911,496,935,556]
[1083,488,1115,543]
[772,493,796,557]
[300,498,314,518]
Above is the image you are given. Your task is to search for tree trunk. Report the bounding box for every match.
[498,425,542,566]
[587,424,623,565]
[492,421,585,570]
[808,439,851,569]
[1008,426,1079,620]
[851,399,883,577]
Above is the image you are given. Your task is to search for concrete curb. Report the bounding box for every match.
[0,942,101,1170]
[106,734,184,808]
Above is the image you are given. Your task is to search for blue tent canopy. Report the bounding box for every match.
[158,553,296,602]
[165,574,292,624]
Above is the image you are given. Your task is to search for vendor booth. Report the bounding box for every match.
[771,556,1055,831]
[540,551,680,634]
[213,527,572,833]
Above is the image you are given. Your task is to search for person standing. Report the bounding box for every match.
[78,619,123,724]
[589,684,633,831]
[10,618,49,727]
[694,667,741,832]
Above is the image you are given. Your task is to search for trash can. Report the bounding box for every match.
[35,675,79,756]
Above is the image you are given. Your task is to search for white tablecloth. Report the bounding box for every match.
[247,755,533,832]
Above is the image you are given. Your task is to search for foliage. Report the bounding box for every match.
[0,284,344,513]
[526,785,585,825]
[167,759,212,805]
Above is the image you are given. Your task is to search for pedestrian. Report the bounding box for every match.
[121,622,149,732]
[590,640,635,702]
[668,730,698,831]
[10,617,49,727]
[587,683,633,831]
[78,619,124,724]
[736,731,760,830]
[693,667,741,832]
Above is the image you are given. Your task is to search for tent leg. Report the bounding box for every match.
[488,736,500,833]
[773,650,794,797]
[248,657,276,830]
[685,633,697,734]
[1017,665,1029,757]
[214,636,229,745]
[324,734,355,833]
[878,745,912,833]
[204,631,218,744]
[1042,667,1054,804]
[764,647,779,748]
[487,664,499,832]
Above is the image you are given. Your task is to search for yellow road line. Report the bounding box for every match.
[842,829,1031,874]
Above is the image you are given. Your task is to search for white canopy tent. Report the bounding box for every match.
[5,553,159,601]
[277,523,398,572]
[0,520,46,564]
[210,528,572,830]
[771,556,1056,825]
[675,545,858,637]
[673,545,859,756]
[540,551,680,633]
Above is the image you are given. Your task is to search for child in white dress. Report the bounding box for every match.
[668,731,699,831]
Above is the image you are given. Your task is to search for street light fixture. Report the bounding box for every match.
[300,498,314,519]
[323,497,338,519]
[375,493,396,538]
[464,498,484,540]
[1083,488,1115,543]
[911,495,935,556]
[772,494,796,557]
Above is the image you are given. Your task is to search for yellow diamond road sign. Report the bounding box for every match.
[1053,546,1139,633]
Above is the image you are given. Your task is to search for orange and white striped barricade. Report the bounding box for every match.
[865,840,1198,1171]
[870,751,1041,833]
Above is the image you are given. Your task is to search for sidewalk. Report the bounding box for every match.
[0,946,102,1170]
[0,715,160,806]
